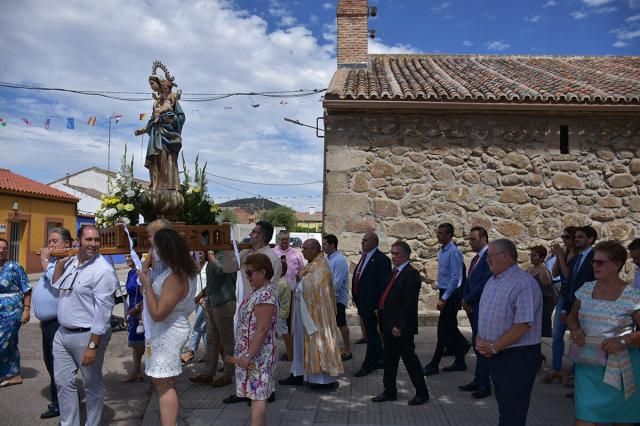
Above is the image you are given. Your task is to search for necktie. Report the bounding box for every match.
[469,254,480,277]
[353,254,367,295]
[571,253,583,284]
[378,268,399,310]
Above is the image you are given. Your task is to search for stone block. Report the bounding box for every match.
[432,166,455,181]
[401,198,434,217]
[501,174,525,186]
[384,186,406,200]
[527,187,549,199]
[399,164,424,179]
[591,210,616,222]
[444,156,465,166]
[552,174,583,190]
[447,187,470,202]
[326,172,347,193]
[627,196,640,212]
[479,170,498,185]
[630,159,640,175]
[388,220,429,239]
[598,196,622,208]
[461,170,480,184]
[373,198,399,218]
[499,188,529,204]
[607,222,632,240]
[326,148,367,172]
[562,213,592,227]
[351,173,369,192]
[485,204,513,218]
[344,217,376,233]
[410,184,428,195]
[596,150,615,161]
[502,152,531,169]
[608,173,634,188]
[369,160,394,178]
[515,205,539,223]
[325,194,369,217]
[496,221,526,238]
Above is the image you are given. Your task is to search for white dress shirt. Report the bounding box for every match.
[53,254,118,335]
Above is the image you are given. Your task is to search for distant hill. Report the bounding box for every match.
[219,197,281,214]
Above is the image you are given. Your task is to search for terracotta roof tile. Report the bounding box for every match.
[326,55,640,104]
[0,169,79,202]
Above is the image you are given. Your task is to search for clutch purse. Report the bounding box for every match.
[568,337,607,366]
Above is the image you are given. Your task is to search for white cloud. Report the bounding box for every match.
[627,14,640,21]
[618,29,640,39]
[431,2,452,13]
[543,0,558,7]
[485,40,510,51]
[322,22,337,44]
[595,6,618,13]
[525,15,544,23]
[462,40,473,47]
[0,0,336,210]
[323,2,333,11]
[268,0,297,27]
[571,11,588,19]
[369,39,418,54]
[309,14,319,25]
[613,40,628,47]
[582,0,615,6]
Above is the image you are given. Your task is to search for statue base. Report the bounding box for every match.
[141,189,184,222]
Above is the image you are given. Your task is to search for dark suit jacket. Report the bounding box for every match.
[352,248,392,315]
[380,263,421,336]
[462,251,492,310]
[563,249,595,313]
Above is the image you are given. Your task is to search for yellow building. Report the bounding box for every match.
[0,169,78,273]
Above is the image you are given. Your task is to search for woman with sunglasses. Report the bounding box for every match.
[139,228,197,426]
[567,241,640,424]
[544,226,578,384]
[233,253,278,426]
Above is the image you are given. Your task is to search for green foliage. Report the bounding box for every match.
[177,153,219,225]
[261,205,297,230]
[95,146,143,228]
[220,208,240,224]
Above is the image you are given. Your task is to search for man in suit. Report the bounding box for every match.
[424,223,469,376]
[459,226,492,398]
[561,225,596,321]
[352,231,392,377]
[372,240,429,406]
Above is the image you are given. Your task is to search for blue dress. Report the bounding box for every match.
[0,261,30,378]
[125,269,144,347]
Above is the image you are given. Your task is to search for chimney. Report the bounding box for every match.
[65,173,70,185]
[337,0,369,68]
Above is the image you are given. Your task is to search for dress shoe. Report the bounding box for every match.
[310,382,339,391]
[471,387,491,399]
[408,395,429,406]
[223,395,250,404]
[442,362,467,372]
[423,363,439,376]
[48,403,57,410]
[458,381,479,392]
[355,337,368,344]
[278,374,303,386]
[354,367,373,377]
[211,375,232,387]
[372,392,397,402]
[40,406,60,419]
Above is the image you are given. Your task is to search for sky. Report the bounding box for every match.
[1,0,639,213]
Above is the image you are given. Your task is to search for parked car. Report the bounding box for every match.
[290,237,303,248]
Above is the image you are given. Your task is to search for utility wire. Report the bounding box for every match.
[205,171,321,186]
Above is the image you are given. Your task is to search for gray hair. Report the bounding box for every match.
[492,238,518,261]
[391,240,411,257]
[278,230,290,240]
[50,227,73,245]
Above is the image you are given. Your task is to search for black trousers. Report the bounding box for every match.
[382,332,429,397]
[488,344,541,426]
[430,288,468,366]
[360,312,383,370]
[41,318,60,406]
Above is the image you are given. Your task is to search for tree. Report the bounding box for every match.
[220,208,240,224]
[261,205,297,230]
[178,154,219,225]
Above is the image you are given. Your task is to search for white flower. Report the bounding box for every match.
[125,189,135,197]
[104,208,118,218]
[120,217,131,225]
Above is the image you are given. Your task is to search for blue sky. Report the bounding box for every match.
[0,0,638,212]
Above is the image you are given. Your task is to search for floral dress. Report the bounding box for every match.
[0,261,30,378]
[234,283,277,400]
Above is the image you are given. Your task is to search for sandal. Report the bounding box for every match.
[541,371,563,384]
[180,351,194,364]
[0,376,23,387]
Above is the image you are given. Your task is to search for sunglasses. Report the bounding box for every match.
[57,270,79,292]
[591,259,612,267]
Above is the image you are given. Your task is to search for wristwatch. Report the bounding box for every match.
[243,353,252,359]
[490,343,498,355]
[88,341,97,350]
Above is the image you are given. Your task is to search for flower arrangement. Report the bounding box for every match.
[178,153,219,225]
[95,146,144,228]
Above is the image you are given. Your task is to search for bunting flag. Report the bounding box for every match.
[139,113,146,121]
[44,118,50,130]
[0,118,6,127]
[114,114,122,124]
[21,118,33,127]
[87,116,96,126]
[66,118,75,129]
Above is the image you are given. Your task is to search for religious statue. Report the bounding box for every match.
[135,61,185,221]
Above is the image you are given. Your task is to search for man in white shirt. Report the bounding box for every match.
[627,238,640,289]
[52,225,118,426]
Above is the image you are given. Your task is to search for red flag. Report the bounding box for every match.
[114,114,122,124]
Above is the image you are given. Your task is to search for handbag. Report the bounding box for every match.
[568,336,607,366]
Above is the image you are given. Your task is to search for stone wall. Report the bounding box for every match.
[323,111,640,310]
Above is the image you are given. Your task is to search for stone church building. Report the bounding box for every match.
[322,0,640,309]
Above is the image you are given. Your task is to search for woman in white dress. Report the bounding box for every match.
[139,228,197,426]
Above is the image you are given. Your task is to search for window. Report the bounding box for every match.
[560,125,569,154]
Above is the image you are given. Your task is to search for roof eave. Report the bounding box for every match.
[0,188,79,204]
[323,99,640,115]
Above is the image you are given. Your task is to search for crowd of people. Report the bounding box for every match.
[2,219,640,425]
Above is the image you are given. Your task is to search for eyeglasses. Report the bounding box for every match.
[57,270,79,292]
[591,259,612,267]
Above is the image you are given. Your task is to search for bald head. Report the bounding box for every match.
[301,238,321,262]
[361,231,379,253]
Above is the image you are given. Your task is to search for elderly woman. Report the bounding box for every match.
[139,228,197,426]
[0,238,31,388]
[567,241,640,425]
[233,253,278,426]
